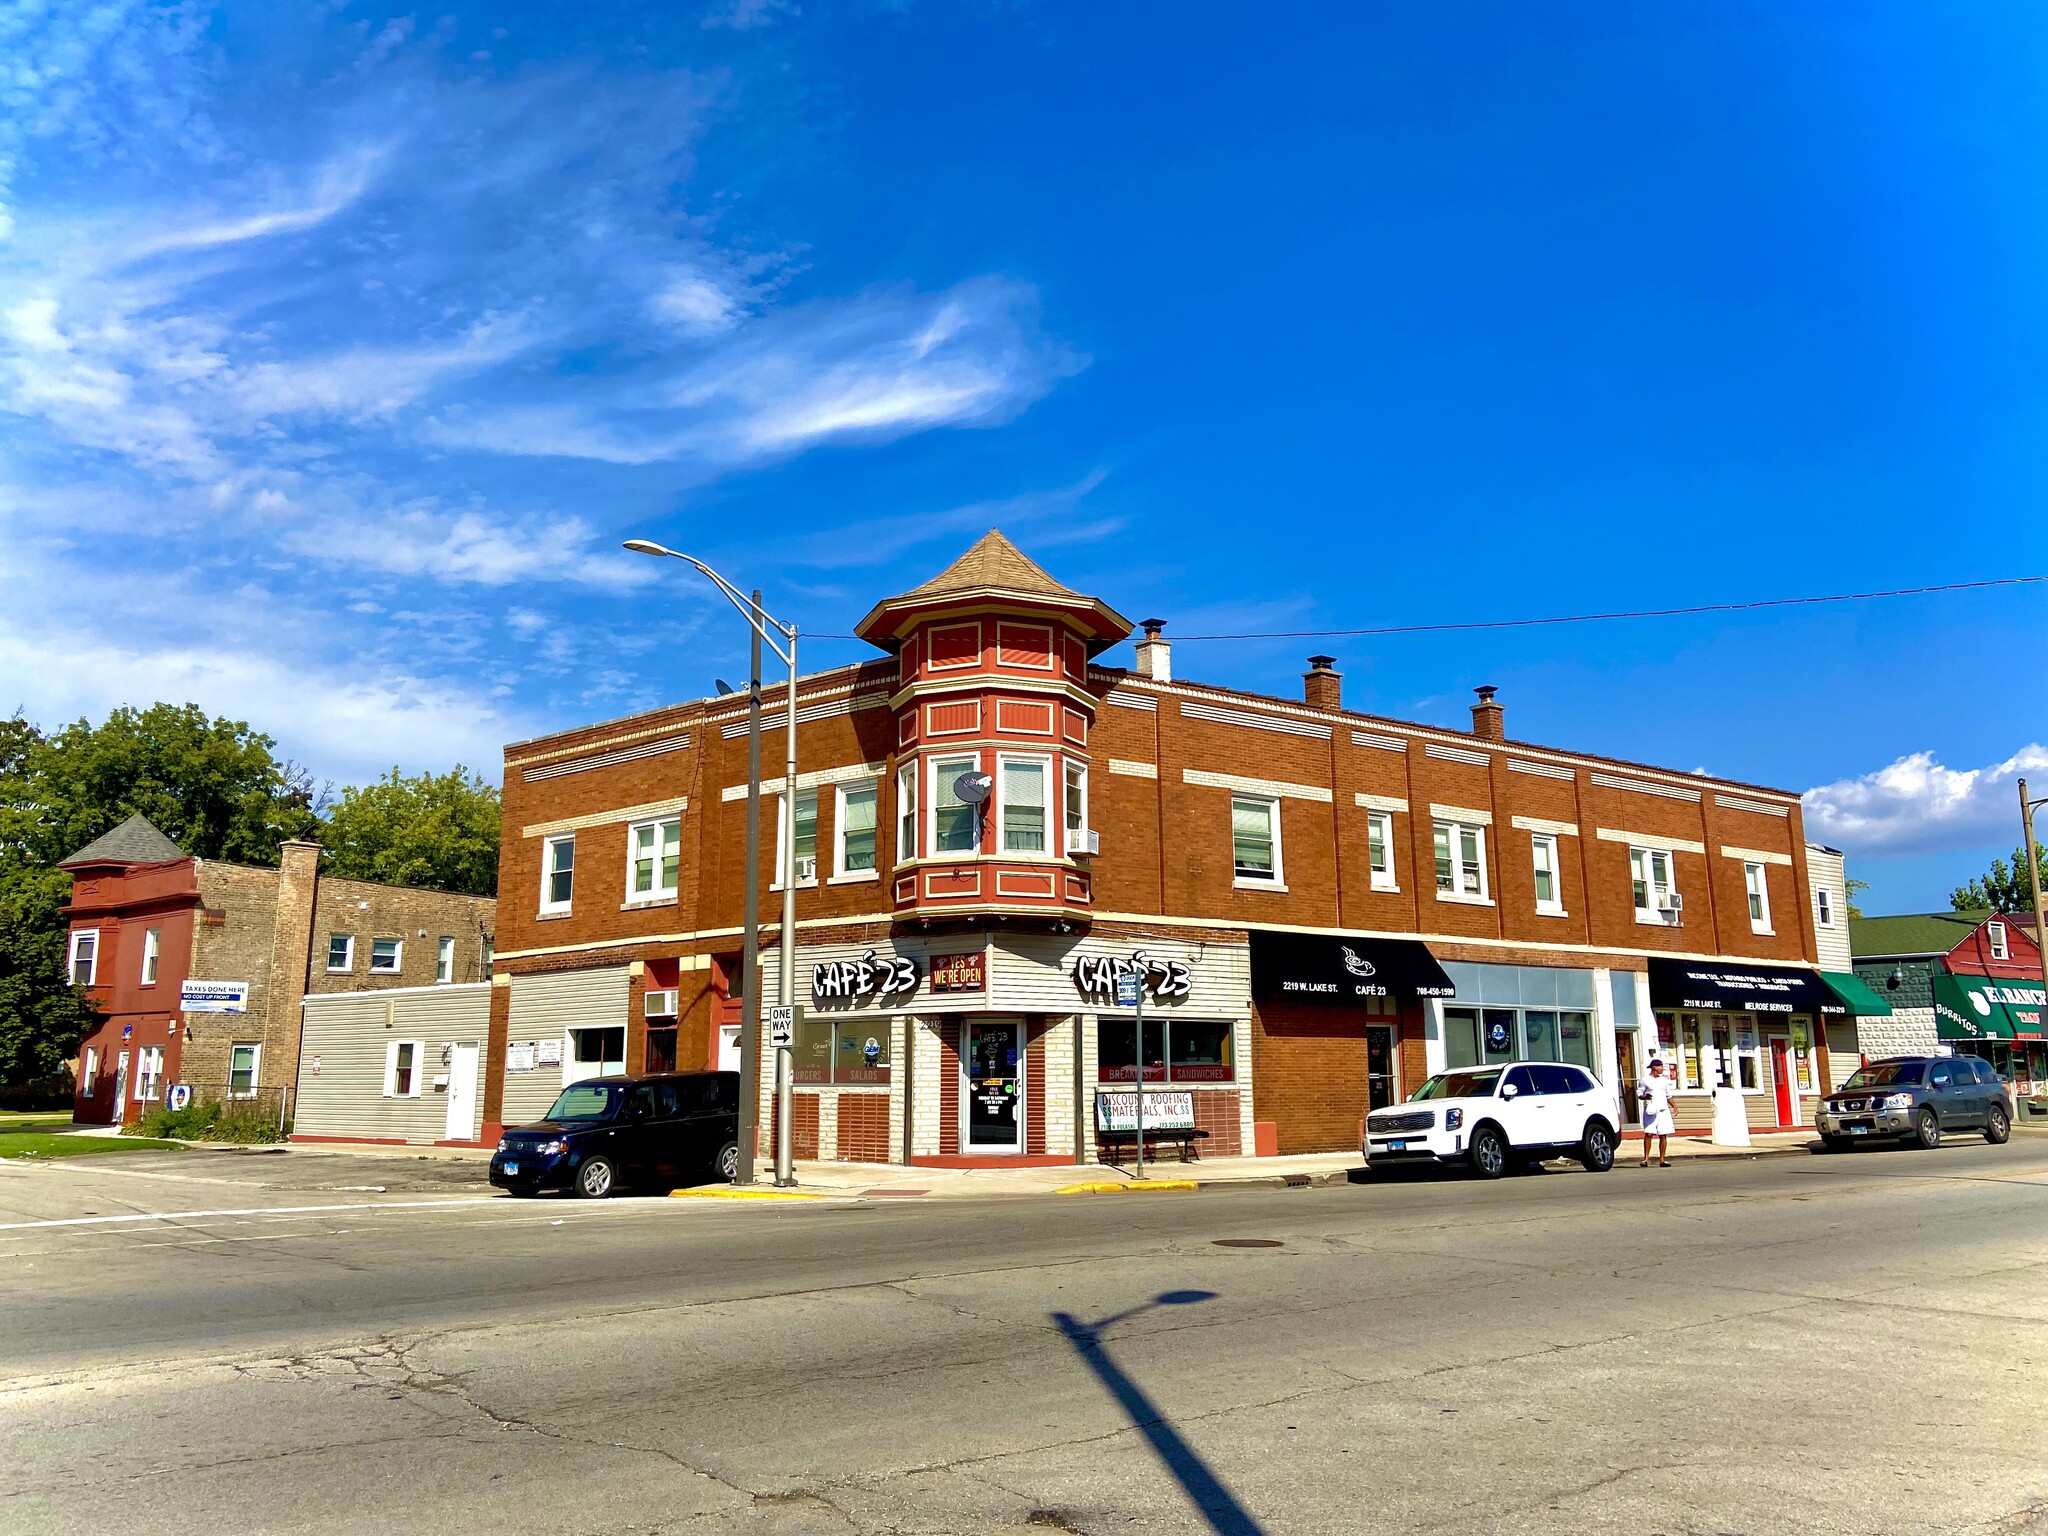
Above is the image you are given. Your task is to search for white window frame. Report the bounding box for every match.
[435,936,456,984]
[82,1046,99,1095]
[1231,795,1284,888]
[1815,886,1835,928]
[997,752,1054,857]
[625,815,682,903]
[1064,759,1090,856]
[540,833,575,915]
[1433,820,1490,903]
[833,779,881,882]
[565,1025,628,1086]
[774,787,821,889]
[1989,921,2009,961]
[369,937,404,974]
[1631,846,1679,925]
[1530,832,1564,915]
[1744,861,1773,934]
[383,1038,426,1098]
[68,928,99,986]
[135,1045,164,1102]
[326,933,356,973]
[140,926,161,986]
[929,753,982,857]
[1366,810,1397,892]
[228,1042,262,1099]
[896,762,918,864]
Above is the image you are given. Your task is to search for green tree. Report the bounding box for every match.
[319,767,500,896]
[0,704,320,1085]
[1951,846,2042,914]
[1845,876,1870,922]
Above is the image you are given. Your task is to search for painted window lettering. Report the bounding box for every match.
[1072,951,1194,1001]
[812,950,920,1000]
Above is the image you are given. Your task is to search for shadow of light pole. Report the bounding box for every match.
[1049,1290,1266,1536]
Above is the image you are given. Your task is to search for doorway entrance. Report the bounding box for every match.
[1365,1026,1396,1111]
[444,1042,480,1141]
[1616,1032,1640,1125]
[962,1019,1023,1153]
[1768,1034,1795,1126]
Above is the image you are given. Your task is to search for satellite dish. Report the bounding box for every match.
[715,678,735,696]
[953,772,994,805]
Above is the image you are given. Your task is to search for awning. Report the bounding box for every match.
[1646,958,1845,1016]
[1250,931,1455,1004]
[1819,970,1893,1018]
[1934,973,2046,1042]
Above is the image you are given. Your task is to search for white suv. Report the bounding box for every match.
[1364,1062,1621,1178]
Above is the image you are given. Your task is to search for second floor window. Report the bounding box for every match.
[541,834,575,913]
[1232,796,1281,883]
[1064,760,1089,853]
[1989,921,2009,961]
[933,756,980,854]
[435,936,455,984]
[140,926,161,985]
[1365,810,1396,890]
[1434,821,1487,899]
[1531,833,1562,913]
[327,933,354,972]
[897,763,918,863]
[628,816,681,900]
[68,929,98,986]
[1816,887,1835,928]
[1744,861,1772,933]
[1001,757,1048,853]
[838,781,878,875]
[777,789,819,884]
[1631,847,1678,922]
[370,938,403,973]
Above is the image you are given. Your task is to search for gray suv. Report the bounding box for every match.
[1816,1056,2013,1151]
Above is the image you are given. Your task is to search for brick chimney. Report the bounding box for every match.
[1303,655,1342,710]
[1470,685,1505,742]
[265,838,324,1101]
[1133,618,1171,682]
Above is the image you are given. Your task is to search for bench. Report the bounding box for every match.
[1095,1125,1211,1165]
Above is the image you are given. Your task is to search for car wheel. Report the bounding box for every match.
[1579,1121,1616,1173]
[713,1140,740,1182]
[574,1156,618,1199]
[1913,1107,1942,1150]
[1985,1104,2011,1145]
[1469,1124,1509,1180]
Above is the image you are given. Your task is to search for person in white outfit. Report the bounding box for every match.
[1638,1058,1676,1167]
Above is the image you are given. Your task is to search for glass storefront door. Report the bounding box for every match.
[963,1019,1023,1152]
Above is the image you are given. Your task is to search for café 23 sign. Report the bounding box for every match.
[1072,950,1194,1003]
[812,950,920,1001]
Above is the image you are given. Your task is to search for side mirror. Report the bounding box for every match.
[1501,1083,1519,1099]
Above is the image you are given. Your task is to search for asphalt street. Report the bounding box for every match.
[3,1137,2046,1536]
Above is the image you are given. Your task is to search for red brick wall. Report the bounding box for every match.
[774,1091,821,1160]
[837,1093,890,1161]
[1252,998,1374,1153]
[1190,1088,1241,1156]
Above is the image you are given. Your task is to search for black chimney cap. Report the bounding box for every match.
[1307,654,1338,670]
[1474,684,1499,703]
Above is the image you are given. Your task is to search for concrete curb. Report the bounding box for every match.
[669,1187,826,1201]
[1055,1179,1200,1195]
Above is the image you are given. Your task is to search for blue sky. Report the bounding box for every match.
[2,1,2043,911]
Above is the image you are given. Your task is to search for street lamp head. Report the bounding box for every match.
[622,538,678,558]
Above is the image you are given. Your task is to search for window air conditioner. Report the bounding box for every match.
[795,856,817,881]
[644,989,679,1019]
[1070,828,1101,857]
[1658,893,1684,919]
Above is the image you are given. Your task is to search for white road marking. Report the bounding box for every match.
[0,1198,499,1231]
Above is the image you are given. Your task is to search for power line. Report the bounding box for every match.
[807,573,2047,643]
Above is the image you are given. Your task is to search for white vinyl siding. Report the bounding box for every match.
[296,986,491,1144]
[504,968,632,1125]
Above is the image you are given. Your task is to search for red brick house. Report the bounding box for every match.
[62,816,494,1125]
[481,531,1846,1162]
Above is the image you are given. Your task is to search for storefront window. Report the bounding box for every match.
[1446,1006,1596,1072]
[1557,1012,1594,1070]
[1678,1014,1704,1089]
[1792,1017,1814,1091]
[1096,1018,1232,1082]
[790,1016,893,1085]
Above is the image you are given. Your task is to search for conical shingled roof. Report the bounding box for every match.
[59,813,185,868]
[901,529,1082,601]
[854,528,1133,651]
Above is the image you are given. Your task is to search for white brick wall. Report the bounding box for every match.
[1858,1007,1938,1060]
[816,1091,838,1161]
[911,1017,944,1158]
[1042,1015,1078,1161]
[887,1016,906,1163]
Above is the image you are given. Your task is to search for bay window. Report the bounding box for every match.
[932,756,980,854]
[1064,760,1089,854]
[1000,756,1048,854]
[897,763,917,862]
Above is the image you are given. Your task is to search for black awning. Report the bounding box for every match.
[1646,958,1845,1017]
[1250,931,1456,1004]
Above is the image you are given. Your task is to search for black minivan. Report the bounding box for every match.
[491,1071,741,1198]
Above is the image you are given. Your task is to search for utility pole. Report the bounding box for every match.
[775,626,799,1187]
[2022,779,2048,1033]
[735,596,764,1185]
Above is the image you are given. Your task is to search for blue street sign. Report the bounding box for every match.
[1115,972,1142,1007]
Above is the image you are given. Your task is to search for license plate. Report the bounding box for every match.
[503,1161,520,1174]
[1847,1128,1867,1137]
[1388,1140,1407,1152]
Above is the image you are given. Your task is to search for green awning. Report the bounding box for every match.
[1934,973,2047,1042]
[1820,970,1893,1017]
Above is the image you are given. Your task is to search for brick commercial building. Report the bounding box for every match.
[62,815,495,1125]
[481,531,1874,1163]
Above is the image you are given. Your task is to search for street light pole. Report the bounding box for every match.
[624,540,799,1188]
[2021,779,2048,1032]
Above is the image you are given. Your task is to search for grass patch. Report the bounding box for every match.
[0,1128,181,1158]
[128,1099,285,1144]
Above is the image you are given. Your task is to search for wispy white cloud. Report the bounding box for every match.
[1803,745,2048,854]
[787,470,1115,571]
